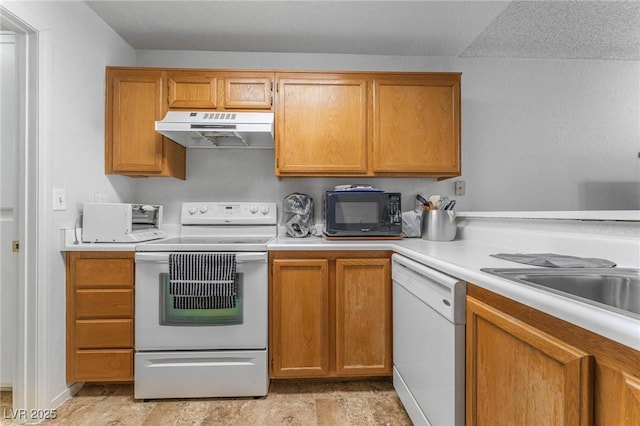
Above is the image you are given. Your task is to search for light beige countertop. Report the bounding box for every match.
[270,216,640,351]
[60,229,137,251]
[59,225,181,251]
[62,214,640,350]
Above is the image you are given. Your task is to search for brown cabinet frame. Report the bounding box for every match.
[66,251,135,382]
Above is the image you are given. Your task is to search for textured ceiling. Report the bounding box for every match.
[85,1,640,61]
[461,1,640,60]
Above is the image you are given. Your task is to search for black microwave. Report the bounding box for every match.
[323,191,402,237]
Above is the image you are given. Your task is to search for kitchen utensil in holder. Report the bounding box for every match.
[421,210,457,241]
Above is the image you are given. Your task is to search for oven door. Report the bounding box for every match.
[135,251,268,351]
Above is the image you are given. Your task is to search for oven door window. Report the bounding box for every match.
[159,273,243,325]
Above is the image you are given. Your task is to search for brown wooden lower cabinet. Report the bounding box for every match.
[467,284,640,426]
[66,251,135,382]
[75,319,133,349]
[72,350,134,382]
[466,294,592,425]
[269,251,392,379]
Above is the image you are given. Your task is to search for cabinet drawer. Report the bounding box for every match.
[76,289,133,318]
[74,350,133,381]
[74,258,133,287]
[75,319,133,348]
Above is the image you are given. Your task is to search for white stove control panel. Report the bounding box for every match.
[181,202,277,225]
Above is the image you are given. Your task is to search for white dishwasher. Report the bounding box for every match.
[392,254,466,426]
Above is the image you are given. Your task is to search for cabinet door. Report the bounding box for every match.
[167,71,218,109]
[276,74,369,175]
[106,68,185,178]
[372,74,460,176]
[466,296,592,426]
[270,259,330,378]
[335,258,392,376]
[622,373,640,424]
[223,76,273,109]
[596,366,640,425]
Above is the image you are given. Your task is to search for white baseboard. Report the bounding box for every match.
[50,382,84,409]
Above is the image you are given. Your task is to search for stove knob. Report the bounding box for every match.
[260,206,270,215]
[199,206,209,214]
[188,206,198,215]
[249,205,259,214]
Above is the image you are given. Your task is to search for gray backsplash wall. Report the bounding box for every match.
[134,148,442,225]
[133,50,639,216]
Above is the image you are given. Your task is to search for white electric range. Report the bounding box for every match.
[134,201,277,400]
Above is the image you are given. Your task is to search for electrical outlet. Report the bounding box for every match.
[53,188,66,211]
[454,180,465,196]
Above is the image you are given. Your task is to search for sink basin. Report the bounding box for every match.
[481,268,640,319]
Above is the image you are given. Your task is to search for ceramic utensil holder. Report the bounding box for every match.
[421,210,457,241]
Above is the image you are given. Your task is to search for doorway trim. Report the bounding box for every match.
[0,6,47,423]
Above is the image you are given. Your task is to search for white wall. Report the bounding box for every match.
[457,57,640,211]
[135,50,639,218]
[1,0,136,408]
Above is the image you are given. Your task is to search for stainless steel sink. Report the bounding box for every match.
[481,268,640,319]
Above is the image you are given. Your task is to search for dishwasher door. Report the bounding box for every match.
[392,254,466,426]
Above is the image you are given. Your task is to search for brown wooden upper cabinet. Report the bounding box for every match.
[372,74,461,177]
[105,67,186,179]
[222,73,273,109]
[274,71,461,178]
[105,67,460,179]
[105,68,186,179]
[167,70,273,110]
[105,67,275,179]
[275,73,369,175]
[167,71,218,109]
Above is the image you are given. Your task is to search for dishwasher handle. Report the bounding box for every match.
[393,253,462,288]
[392,253,466,324]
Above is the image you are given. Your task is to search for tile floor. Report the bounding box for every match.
[1,379,412,425]
[0,392,12,425]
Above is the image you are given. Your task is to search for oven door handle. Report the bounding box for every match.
[135,252,267,263]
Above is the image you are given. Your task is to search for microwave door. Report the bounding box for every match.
[326,194,385,235]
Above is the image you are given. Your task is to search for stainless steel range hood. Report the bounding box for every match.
[155,111,274,148]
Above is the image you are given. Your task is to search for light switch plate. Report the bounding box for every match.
[53,188,66,211]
